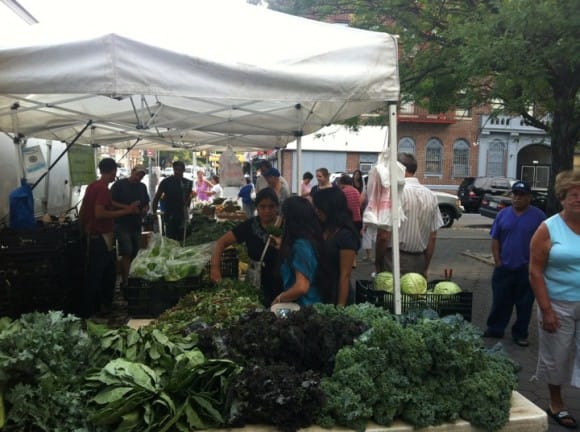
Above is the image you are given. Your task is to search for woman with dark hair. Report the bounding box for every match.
[272,196,331,306]
[211,188,282,306]
[312,187,361,305]
[352,169,365,195]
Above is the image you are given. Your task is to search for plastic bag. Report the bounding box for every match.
[246,259,263,290]
[219,145,244,187]
[129,233,216,281]
[362,150,406,229]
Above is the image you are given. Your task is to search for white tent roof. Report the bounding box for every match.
[0,0,399,151]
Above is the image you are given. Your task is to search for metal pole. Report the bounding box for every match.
[388,103,401,315]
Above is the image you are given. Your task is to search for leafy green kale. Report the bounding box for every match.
[227,363,324,432]
[199,307,367,375]
[318,307,518,432]
[0,311,105,432]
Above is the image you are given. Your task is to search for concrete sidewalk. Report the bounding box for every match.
[351,226,578,431]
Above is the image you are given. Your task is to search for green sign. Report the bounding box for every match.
[68,144,96,186]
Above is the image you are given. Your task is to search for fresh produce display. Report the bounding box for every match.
[374,271,394,292]
[152,279,261,336]
[433,280,463,295]
[129,234,215,281]
[0,303,519,431]
[185,218,237,246]
[400,272,428,294]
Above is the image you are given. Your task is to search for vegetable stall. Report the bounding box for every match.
[0,295,547,431]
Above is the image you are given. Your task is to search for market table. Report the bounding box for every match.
[127,320,547,432]
[204,392,546,431]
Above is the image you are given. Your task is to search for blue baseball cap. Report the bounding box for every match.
[264,168,280,177]
[512,181,531,194]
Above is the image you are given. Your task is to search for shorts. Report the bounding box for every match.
[533,300,580,387]
[115,229,141,258]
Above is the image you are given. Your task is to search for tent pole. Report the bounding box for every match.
[119,137,142,163]
[296,133,302,194]
[31,120,93,191]
[388,102,401,315]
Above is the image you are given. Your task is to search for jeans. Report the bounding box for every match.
[164,214,185,242]
[486,265,534,339]
[81,235,116,318]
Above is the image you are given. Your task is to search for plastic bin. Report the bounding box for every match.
[355,279,472,321]
[127,276,202,318]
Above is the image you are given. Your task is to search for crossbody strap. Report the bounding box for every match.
[259,236,271,262]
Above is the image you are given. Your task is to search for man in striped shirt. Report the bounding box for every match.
[376,153,443,276]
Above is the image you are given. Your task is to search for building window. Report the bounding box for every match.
[452,139,470,177]
[425,138,443,174]
[398,137,415,154]
[487,140,506,176]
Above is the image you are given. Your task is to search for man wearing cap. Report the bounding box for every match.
[256,160,289,193]
[484,180,545,347]
[264,167,290,205]
[111,165,151,292]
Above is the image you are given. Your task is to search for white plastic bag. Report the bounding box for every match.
[219,145,244,187]
[362,150,406,229]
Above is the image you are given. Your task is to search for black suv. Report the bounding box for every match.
[458,176,516,212]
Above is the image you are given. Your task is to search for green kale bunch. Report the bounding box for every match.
[0,311,106,432]
[317,310,518,432]
[227,363,324,432]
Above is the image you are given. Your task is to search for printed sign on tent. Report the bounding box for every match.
[22,145,47,184]
[68,144,96,186]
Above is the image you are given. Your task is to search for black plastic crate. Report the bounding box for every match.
[355,279,472,321]
[127,277,202,318]
[204,248,239,279]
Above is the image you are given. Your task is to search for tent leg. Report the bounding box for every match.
[388,102,402,315]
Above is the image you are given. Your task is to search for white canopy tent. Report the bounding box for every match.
[0,0,399,152]
[0,0,405,312]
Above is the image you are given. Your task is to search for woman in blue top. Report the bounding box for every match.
[272,196,331,306]
[530,170,580,429]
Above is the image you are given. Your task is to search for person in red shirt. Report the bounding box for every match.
[337,174,363,269]
[80,158,139,319]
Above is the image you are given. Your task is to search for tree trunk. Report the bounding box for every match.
[547,110,577,216]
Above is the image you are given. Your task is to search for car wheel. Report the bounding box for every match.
[439,205,454,228]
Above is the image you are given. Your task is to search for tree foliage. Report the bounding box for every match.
[266,0,580,213]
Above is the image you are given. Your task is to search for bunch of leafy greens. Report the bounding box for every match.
[227,364,324,432]
[317,312,518,432]
[152,278,261,336]
[87,324,240,431]
[129,234,215,281]
[195,307,367,432]
[0,311,106,432]
[184,218,237,246]
[199,306,367,374]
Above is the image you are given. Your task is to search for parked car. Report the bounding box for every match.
[434,191,463,228]
[458,176,517,212]
[479,190,548,219]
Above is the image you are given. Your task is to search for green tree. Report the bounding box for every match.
[266,0,580,213]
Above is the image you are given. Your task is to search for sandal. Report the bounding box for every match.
[547,408,578,429]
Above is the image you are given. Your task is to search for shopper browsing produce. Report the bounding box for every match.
[210,188,283,306]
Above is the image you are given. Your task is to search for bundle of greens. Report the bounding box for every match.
[129,234,215,281]
[0,312,105,432]
[316,312,518,432]
[152,279,261,336]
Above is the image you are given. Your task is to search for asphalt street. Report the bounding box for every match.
[352,213,578,431]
